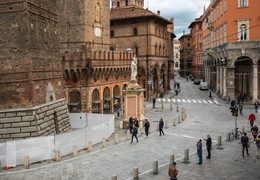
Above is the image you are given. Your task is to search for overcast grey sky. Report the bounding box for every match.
[144,0,210,39]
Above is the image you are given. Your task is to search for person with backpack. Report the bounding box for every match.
[144,118,150,137]
[251,124,258,142]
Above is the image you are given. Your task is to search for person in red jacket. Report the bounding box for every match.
[248,113,256,127]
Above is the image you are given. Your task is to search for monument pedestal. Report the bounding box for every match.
[122,81,146,128]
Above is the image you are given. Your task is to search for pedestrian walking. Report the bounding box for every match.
[243,92,247,102]
[127,117,133,133]
[144,118,150,137]
[130,125,138,143]
[209,91,212,100]
[204,135,212,159]
[116,106,120,118]
[251,124,258,142]
[239,103,243,115]
[159,118,164,136]
[248,113,256,127]
[256,135,260,159]
[177,82,180,89]
[153,97,156,108]
[134,118,139,129]
[168,162,178,180]
[230,98,236,107]
[241,133,249,158]
[255,100,259,113]
[196,139,203,164]
[174,82,176,90]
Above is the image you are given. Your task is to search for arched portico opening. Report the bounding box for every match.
[92,89,101,113]
[103,87,112,114]
[69,90,81,113]
[235,56,253,101]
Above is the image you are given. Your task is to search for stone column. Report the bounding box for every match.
[222,67,227,99]
[252,65,258,102]
[219,67,223,95]
[216,66,220,93]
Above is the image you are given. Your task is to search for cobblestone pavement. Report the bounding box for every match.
[1,77,260,180]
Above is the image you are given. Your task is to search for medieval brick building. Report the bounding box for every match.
[58,0,132,114]
[178,33,192,77]
[0,0,71,141]
[110,0,175,99]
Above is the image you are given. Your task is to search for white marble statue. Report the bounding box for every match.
[131,57,138,82]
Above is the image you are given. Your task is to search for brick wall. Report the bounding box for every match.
[0,99,71,142]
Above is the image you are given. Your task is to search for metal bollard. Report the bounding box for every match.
[165,120,169,129]
[169,154,175,165]
[115,133,119,144]
[242,126,245,134]
[184,149,189,161]
[127,129,131,140]
[73,145,78,157]
[153,160,158,174]
[24,155,30,169]
[133,166,139,180]
[226,133,230,141]
[170,103,173,111]
[173,118,176,126]
[181,112,184,121]
[161,102,164,109]
[217,136,222,146]
[88,141,93,152]
[111,174,117,180]
[102,138,107,148]
[177,105,179,112]
[56,150,61,162]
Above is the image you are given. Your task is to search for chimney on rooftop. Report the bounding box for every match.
[157,10,160,16]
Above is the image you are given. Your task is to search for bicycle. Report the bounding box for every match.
[228,128,242,141]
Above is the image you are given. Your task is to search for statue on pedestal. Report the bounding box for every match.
[131,57,138,82]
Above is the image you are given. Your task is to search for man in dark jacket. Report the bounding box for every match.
[204,135,212,159]
[130,125,138,143]
[241,133,249,157]
[144,118,150,137]
[159,118,164,136]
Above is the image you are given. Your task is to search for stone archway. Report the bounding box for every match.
[103,87,112,114]
[69,90,81,113]
[235,56,253,100]
[92,89,101,113]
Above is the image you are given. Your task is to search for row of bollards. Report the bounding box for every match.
[111,135,223,179]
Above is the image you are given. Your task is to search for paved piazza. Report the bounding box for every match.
[1,77,260,180]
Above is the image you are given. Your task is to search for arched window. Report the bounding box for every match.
[133,28,138,35]
[117,1,120,7]
[240,24,247,40]
[125,0,128,6]
[110,30,114,37]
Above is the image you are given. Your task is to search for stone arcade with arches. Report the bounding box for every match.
[63,46,133,114]
[203,40,260,102]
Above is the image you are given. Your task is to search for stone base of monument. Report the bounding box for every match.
[122,81,146,128]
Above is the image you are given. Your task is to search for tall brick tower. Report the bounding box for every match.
[111,0,144,8]
[0,0,64,109]
[58,0,111,52]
